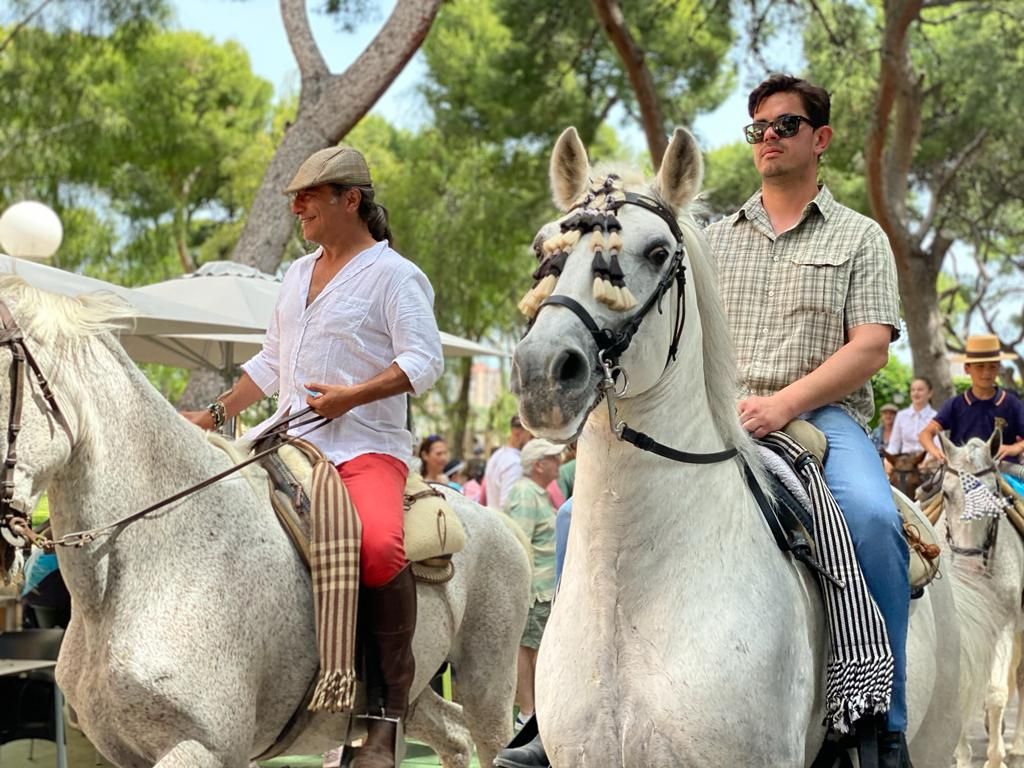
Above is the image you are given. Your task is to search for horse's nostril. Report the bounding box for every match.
[552,349,588,387]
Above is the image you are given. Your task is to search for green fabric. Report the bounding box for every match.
[557,459,575,499]
[31,494,49,527]
[504,477,556,603]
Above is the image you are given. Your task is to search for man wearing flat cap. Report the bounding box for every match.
[920,334,1024,464]
[183,145,443,767]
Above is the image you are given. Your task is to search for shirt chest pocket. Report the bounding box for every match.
[785,250,853,316]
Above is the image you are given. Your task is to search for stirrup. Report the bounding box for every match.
[345,710,406,767]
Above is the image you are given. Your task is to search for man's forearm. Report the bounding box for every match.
[774,326,890,419]
[344,363,413,408]
[218,372,267,419]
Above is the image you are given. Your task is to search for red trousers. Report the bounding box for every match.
[336,453,409,587]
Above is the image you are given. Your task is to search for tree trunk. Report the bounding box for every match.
[894,245,953,401]
[452,357,473,459]
[590,0,667,167]
[231,0,443,274]
[864,0,954,403]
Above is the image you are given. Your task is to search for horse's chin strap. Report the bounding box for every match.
[535,194,737,467]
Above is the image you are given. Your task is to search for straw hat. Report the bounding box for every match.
[284,146,372,194]
[951,334,1018,364]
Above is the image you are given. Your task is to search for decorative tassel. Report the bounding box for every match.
[593,277,610,303]
[620,286,638,311]
[542,235,561,255]
[518,287,540,318]
[607,253,625,287]
[562,229,581,248]
[608,231,623,252]
[535,273,557,303]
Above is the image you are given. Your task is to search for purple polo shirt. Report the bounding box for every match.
[933,388,1024,462]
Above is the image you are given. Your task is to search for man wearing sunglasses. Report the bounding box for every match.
[706,75,909,767]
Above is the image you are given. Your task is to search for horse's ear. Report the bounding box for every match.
[939,432,957,461]
[654,128,704,210]
[882,450,896,464]
[550,127,590,211]
[988,426,1003,460]
[914,451,927,466]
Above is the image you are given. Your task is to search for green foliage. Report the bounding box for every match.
[1,23,276,284]
[869,355,913,427]
[701,142,759,219]
[421,0,735,149]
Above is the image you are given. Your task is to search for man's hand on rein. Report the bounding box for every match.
[738,394,796,439]
[305,383,357,419]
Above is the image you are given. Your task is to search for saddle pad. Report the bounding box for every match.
[757,433,940,592]
[252,438,466,571]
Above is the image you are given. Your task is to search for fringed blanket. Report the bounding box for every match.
[760,431,894,734]
[308,458,362,712]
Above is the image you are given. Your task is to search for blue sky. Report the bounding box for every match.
[169,0,793,152]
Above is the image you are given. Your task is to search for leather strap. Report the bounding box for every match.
[620,424,737,464]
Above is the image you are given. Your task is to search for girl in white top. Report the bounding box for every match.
[887,376,937,454]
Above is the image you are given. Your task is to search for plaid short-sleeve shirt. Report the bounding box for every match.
[704,185,901,428]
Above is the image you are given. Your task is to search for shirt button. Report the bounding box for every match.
[772,256,779,263]
[762,327,769,334]
[768,290,774,297]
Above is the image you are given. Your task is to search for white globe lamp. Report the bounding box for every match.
[0,201,63,260]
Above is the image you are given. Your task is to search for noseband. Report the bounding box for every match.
[531,187,737,466]
[0,299,70,550]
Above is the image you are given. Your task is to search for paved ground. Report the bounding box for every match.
[0,706,1010,767]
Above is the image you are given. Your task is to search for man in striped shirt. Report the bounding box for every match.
[705,74,910,767]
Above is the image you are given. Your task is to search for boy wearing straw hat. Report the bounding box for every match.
[919,334,1024,464]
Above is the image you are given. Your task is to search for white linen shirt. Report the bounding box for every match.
[242,241,443,466]
[886,403,938,454]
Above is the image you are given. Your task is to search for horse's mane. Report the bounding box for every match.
[0,276,136,347]
[592,163,762,475]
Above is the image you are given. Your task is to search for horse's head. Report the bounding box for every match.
[941,428,1008,561]
[513,126,732,442]
[884,450,927,498]
[0,279,122,577]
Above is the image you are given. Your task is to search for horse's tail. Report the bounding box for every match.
[949,558,1001,723]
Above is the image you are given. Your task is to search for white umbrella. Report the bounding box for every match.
[121,262,507,381]
[0,254,265,337]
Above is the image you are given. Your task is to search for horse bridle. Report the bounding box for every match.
[532,192,737,466]
[0,299,71,551]
[943,464,1003,567]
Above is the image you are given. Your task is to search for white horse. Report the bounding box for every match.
[0,277,531,768]
[511,126,1001,767]
[941,434,1024,768]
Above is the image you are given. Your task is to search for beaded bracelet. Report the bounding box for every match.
[207,400,226,430]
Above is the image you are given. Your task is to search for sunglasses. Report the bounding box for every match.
[743,114,815,144]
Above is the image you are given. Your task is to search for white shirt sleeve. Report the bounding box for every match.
[386,271,443,396]
[242,287,283,396]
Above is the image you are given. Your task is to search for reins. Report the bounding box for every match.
[24,408,332,552]
[0,313,332,555]
[531,188,737,466]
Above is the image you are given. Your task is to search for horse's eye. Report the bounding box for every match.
[645,243,671,265]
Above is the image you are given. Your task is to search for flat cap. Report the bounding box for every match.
[284,146,372,194]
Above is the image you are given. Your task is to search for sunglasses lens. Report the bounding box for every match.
[744,123,766,144]
[774,115,802,138]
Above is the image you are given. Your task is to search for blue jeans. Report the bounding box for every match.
[806,405,910,732]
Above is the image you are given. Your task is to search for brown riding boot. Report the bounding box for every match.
[352,565,417,768]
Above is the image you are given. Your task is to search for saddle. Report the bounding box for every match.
[207,433,466,583]
[753,420,941,594]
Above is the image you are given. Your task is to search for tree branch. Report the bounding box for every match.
[916,127,988,240]
[280,0,329,83]
[318,0,443,140]
[590,0,668,166]
[0,0,58,54]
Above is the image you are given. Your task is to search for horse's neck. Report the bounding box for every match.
[572,349,759,584]
[49,336,232,601]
